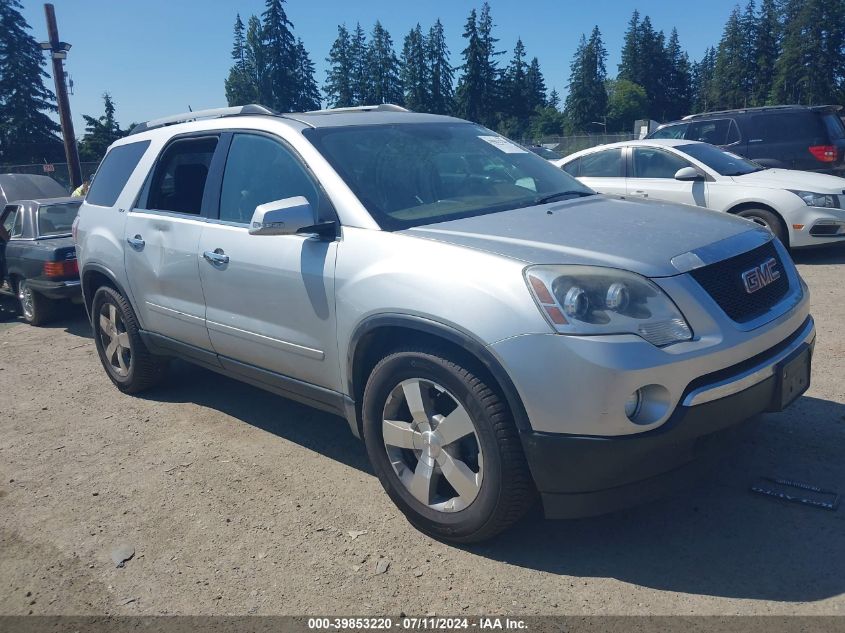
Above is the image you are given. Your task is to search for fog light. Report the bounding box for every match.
[624,390,642,420]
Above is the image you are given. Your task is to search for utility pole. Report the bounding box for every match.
[41,4,81,189]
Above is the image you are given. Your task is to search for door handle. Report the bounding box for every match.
[203,249,229,266]
[633,191,649,198]
[127,235,145,250]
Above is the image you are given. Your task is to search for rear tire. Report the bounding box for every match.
[91,286,168,393]
[17,278,57,326]
[736,208,787,246]
[362,346,535,543]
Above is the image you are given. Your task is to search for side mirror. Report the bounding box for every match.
[249,196,314,236]
[674,166,704,181]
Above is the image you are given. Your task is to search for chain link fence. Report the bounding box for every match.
[520,133,637,157]
[0,162,100,191]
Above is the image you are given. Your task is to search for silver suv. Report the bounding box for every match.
[74,105,814,542]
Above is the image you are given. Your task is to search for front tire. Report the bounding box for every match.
[17,278,56,326]
[737,208,787,246]
[362,347,535,543]
[91,286,167,393]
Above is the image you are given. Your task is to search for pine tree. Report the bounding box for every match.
[261,0,297,111]
[324,25,355,108]
[526,57,547,113]
[753,0,781,105]
[350,23,369,105]
[476,2,502,127]
[401,24,430,111]
[547,88,561,110]
[245,15,270,107]
[366,21,403,105]
[691,47,717,113]
[740,0,759,101]
[664,29,692,120]
[78,93,127,162]
[455,9,485,123]
[427,19,454,115]
[712,6,750,108]
[292,39,320,111]
[618,11,642,86]
[501,38,530,124]
[0,0,61,164]
[564,27,608,132]
[225,14,258,106]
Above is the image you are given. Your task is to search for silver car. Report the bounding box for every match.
[73,105,814,542]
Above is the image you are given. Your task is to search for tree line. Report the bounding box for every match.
[2,0,844,167]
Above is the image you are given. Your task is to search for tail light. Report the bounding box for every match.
[809,145,837,162]
[43,259,79,278]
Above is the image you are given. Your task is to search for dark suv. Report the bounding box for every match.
[647,105,845,174]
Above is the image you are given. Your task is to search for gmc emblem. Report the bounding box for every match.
[742,257,780,294]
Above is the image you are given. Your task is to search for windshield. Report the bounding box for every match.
[304,122,594,230]
[676,142,763,176]
[37,202,80,236]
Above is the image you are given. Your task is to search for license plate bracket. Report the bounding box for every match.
[769,344,811,411]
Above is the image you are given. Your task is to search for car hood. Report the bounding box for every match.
[732,168,845,192]
[400,195,762,278]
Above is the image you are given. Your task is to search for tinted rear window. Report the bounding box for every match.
[86,140,150,207]
[749,113,827,144]
[37,202,80,236]
[823,114,845,140]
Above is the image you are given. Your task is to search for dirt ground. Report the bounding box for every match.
[0,245,843,617]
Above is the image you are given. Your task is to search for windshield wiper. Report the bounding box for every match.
[533,190,595,205]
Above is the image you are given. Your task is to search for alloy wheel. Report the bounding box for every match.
[18,281,34,321]
[98,302,131,377]
[382,378,483,513]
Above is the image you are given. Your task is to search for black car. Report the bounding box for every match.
[647,105,845,174]
[0,197,82,325]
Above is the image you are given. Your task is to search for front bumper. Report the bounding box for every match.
[519,316,814,518]
[788,206,845,247]
[27,278,82,300]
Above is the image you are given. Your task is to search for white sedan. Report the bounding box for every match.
[555,139,845,248]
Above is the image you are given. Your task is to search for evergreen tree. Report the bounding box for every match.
[401,24,430,111]
[324,25,355,108]
[476,2,502,127]
[547,88,561,110]
[366,21,403,105]
[740,0,759,101]
[350,23,369,105]
[691,47,717,113]
[245,15,270,107]
[564,27,608,132]
[78,93,128,162]
[292,38,320,110]
[455,9,485,123]
[664,29,692,119]
[753,0,781,105]
[225,14,258,106]
[712,6,751,108]
[618,11,642,86]
[526,57,547,113]
[0,0,61,164]
[501,38,530,125]
[772,0,845,104]
[427,19,454,115]
[261,0,297,111]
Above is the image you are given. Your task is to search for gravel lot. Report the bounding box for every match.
[1,245,843,616]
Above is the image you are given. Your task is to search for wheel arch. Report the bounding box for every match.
[81,264,132,324]
[725,201,789,246]
[347,314,531,437]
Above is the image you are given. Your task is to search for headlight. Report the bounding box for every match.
[789,190,840,208]
[524,265,693,347]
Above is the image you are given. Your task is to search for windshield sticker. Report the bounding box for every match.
[478,135,528,153]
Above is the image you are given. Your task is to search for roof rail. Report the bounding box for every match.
[128,104,276,135]
[681,104,841,121]
[302,103,410,115]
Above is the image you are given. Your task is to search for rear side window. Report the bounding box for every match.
[749,113,826,143]
[37,202,80,236]
[86,140,150,207]
[823,114,845,141]
[140,136,218,215]
[579,149,623,177]
[2,205,18,236]
[11,207,23,237]
[650,123,688,140]
[686,119,738,146]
